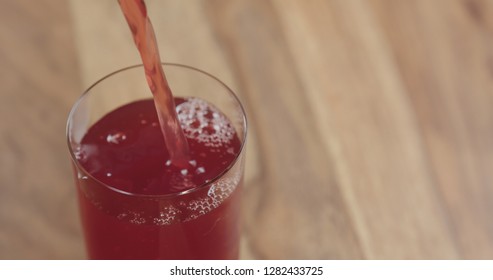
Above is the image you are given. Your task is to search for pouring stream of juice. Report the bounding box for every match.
[118,0,189,167]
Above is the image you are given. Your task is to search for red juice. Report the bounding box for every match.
[74,97,243,259]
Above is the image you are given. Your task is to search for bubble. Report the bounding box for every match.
[176,98,236,148]
[117,213,128,220]
[106,131,126,144]
[106,173,112,177]
[74,146,85,161]
[93,201,103,211]
[196,167,205,174]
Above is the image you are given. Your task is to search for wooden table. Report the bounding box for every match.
[1,0,493,259]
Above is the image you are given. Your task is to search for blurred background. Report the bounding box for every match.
[1,0,493,259]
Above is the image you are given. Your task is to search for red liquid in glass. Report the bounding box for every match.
[75,98,242,259]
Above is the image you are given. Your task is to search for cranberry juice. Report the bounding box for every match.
[74,97,242,259]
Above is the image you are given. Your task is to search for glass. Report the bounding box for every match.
[66,63,247,259]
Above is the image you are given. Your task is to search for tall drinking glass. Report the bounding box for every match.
[66,63,247,259]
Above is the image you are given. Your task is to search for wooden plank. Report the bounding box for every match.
[270,0,459,258]
[372,0,493,258]
[0,0,84,259]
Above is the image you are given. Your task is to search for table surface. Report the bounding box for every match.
[1,0,493,259]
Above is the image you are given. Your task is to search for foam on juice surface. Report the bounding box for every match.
[177,98,236,148]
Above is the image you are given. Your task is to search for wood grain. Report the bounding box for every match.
[0,0,84,259]
[372,0,493,258]
[1,0,493,259]
[271,0,464,259]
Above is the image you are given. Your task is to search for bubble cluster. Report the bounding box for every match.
[74,146,85,161]
[106,131,127,144]
[176,98,235,147]
[207,177,237,208]
[74,144,100,164]
[184,170,241,222]
[153,205,180,226]
[117,211,146,225]
[108,170,241,226]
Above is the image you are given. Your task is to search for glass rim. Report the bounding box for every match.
[66,63,248,199]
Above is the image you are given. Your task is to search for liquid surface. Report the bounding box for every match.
[76,97,241,195]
